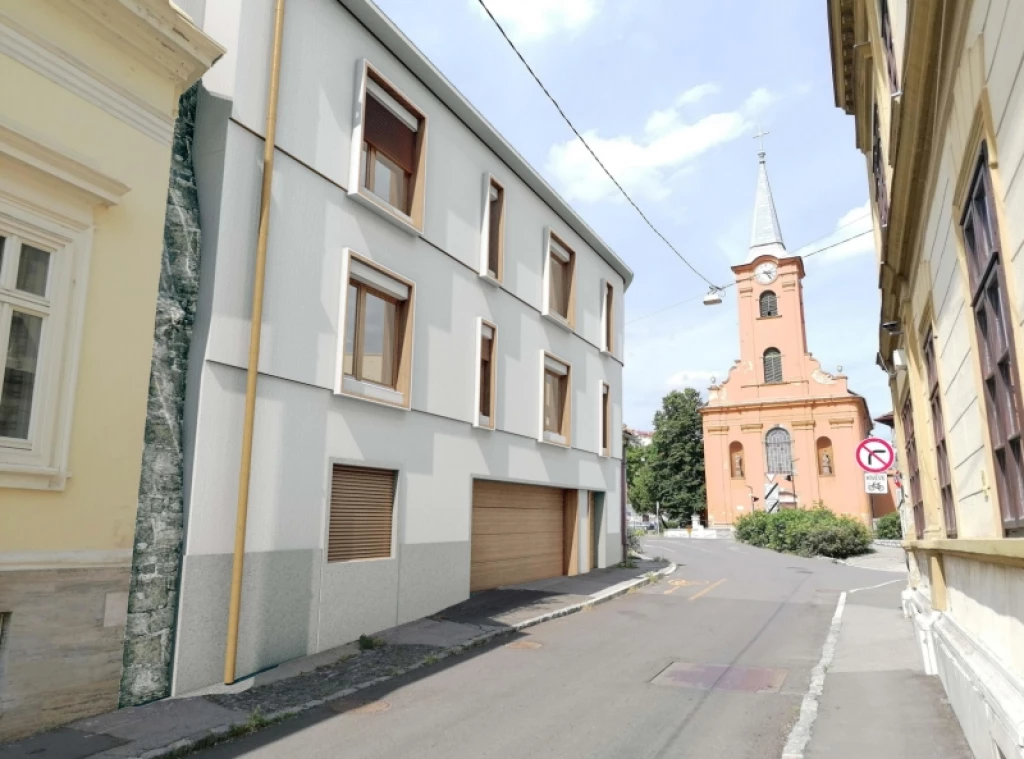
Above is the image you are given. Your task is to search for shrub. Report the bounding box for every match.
[358,634,384,651]
[875,511,903,540]
[734,507,871,559]
[626,528,644,556]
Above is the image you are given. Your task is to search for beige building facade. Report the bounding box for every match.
[828,0,1024,756]
[0,0,220,740]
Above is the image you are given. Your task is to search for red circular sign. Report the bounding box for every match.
[856,437,895,473]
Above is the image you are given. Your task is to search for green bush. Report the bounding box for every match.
[734,507,871,558]
[875,511,903,540]
[626,528,645,556]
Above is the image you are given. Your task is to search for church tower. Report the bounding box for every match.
[699,145,873,527]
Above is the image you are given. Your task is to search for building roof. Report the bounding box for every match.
[747,151,786,261]
[340,0,633,288]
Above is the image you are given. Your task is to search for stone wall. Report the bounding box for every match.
[120,84,203,706]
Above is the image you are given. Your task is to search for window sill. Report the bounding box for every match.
[540,430,569,447]
[600,348,615,359]
[325,554,395,566]
[541,311,574,333]
[478,272,502,288]
[474,414,495,430]
[339,375,408,409]
[349,188,422,237]
[0,463,69,490]
[757,315,782,320]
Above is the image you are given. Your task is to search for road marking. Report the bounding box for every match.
[780,591,847,759]
[848,578,903,594]
[688,578,727,602]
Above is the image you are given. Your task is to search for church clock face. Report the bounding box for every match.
[754,262,778,285]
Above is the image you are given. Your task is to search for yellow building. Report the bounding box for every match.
[827,1,1024,756]
[0,0,221,740]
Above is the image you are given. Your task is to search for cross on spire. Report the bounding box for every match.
[753,126,770,160]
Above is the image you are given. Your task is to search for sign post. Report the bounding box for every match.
[856,437,895,473]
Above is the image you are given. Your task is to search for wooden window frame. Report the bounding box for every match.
[923,327,956,537]
[542,230,576,330]
[539,351,571,447]
[763,347,783,384]
[816,436,835,477]
[601,280,615,354]
[475,319,497,429]
[959,142,1024,533]
[349,60,428,235]
[336,251,415,410]
[479,175,505,284]
[900,396,926,539]
[599,381,611,457]
[759,290,778,318]
[326,463,397,563]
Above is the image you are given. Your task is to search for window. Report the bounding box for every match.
[339,253,414,408]
[900,398,926,539]
[352,63,427,231]
[600,381,611,456]
[879,0,899,94]
[817,437,835,476]
[729,441,744,479]
[544,232,576,328]
[759,291,778,318]
[923,328,956,537]
[602,281,615,353]
[765,427,792,474]
[872,104,890,230]
[480,176,504,282]
[327,464,396,562]
[541,353,571,446]
[763,348,783,384]
[477,320,496,428]
[961,143,1024,532]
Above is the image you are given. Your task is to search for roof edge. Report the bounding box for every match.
[338,0,634,288]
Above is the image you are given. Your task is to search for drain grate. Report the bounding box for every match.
[651,662,788,693]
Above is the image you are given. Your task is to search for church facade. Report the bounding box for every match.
[701,151,873,527]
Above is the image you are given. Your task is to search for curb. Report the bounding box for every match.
[872,539,904,548]
[138,562,677,758]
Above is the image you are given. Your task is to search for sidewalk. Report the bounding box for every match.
[804,581,972,758]
[0,559,672,759]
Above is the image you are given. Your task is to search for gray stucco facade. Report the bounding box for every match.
[173,0,629,695]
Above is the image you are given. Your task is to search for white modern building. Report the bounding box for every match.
[171,0,630,693]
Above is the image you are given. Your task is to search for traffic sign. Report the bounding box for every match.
[856,437,895,473]
[864,472,888,494]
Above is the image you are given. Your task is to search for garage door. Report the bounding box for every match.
[471,480,570,592]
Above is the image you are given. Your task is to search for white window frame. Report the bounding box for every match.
[478,174,505,286]
[474,318,497,429]
[334,248,415,411]
[0,119,129,489]
[348,59,427,236]
[542,228,575,331]
[538,350,571,447]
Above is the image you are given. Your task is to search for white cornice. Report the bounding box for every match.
[0,116,131,207]
[0,10,176,144]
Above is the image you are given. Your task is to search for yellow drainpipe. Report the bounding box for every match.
[224,0,287,685]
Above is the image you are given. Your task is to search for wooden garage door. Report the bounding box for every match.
[471,480,567,592]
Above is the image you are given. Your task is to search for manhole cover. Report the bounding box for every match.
[330,699,392,715]
[651,662,787,693]
[506,640,542,650]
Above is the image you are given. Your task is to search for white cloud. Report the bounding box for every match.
[665,369,718,390]
[547,87,775,203]
[796,201,876,262]
[475,0,600,43]
[676,82,721,106]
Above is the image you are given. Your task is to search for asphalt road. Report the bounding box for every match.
[188,539,952,759]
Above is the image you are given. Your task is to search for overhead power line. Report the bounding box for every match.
[625,228,875,325]
[475,0,721,289]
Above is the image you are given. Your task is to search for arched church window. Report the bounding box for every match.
[765,427,793,474]
[729,441,744,479]
[817,437,835,476]
[759,291,778,317]
[763,348,783,384]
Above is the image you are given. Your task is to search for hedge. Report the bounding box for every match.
[734,507,872,559]
[874,511,903,540]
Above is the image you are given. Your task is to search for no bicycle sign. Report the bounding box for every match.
[856,437,895,473]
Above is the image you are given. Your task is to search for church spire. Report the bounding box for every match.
[748,131,786,260]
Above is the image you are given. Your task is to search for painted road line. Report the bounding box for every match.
[848,578,903,593]
[688,578,727,602]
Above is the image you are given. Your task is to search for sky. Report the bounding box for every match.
[372,0,889,433]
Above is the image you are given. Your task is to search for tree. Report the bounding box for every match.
[647,388,706,522]
[626,443,656,514]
